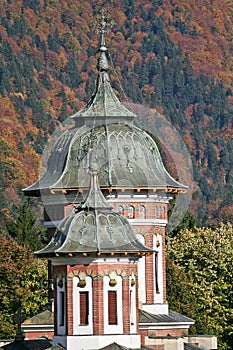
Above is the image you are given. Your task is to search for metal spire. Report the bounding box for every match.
[81,161,113,210]
[94,8,115,72]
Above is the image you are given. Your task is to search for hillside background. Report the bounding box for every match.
[0,0,232,228]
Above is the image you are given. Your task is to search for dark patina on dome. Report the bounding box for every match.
[35,168,153,257]
[23,30,187,197]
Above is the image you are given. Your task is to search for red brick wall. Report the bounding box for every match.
[140,327,189,340]
[53,265,67,335]
[122,278,130,333]
[66,277,73,335]
[93,277,104,334]
[24,331,53,340]
[59,262,139,336]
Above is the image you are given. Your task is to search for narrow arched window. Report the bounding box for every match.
[139,205,146,219]
[155,205,159,218]
[160,205,166,219]
[108,291,117,325]
[117,205,124,215]
[128,205,135,219]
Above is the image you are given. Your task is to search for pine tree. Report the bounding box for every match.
[6,201,47,251]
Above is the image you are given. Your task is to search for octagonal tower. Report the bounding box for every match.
[23,13,192,347]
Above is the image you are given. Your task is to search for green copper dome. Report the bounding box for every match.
[35,168,153,257]
[23,33,187,196]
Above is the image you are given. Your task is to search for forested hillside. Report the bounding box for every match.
[0,0,232,229]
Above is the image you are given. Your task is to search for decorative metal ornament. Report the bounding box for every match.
[109,278,117,287]
[94,8,115,36]
[58,279,63,288]
[131,279,136,287]
[78,280,87,288]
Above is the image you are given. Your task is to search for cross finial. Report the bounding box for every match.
[95,8,115,36]
[94,8,115,47]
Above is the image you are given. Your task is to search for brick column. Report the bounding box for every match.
[145,232,154,303]
[122,278,130,334]
[93,277,104,334]
[66,276,73,335]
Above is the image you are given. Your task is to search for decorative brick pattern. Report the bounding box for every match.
[54,261,139,337]
[66,280,73,335]
[93,279,104,334]
[122,279,130,333]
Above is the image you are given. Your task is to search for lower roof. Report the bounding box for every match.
[2,339,51,350]
[139,309,195,325]
[99,343,152,350]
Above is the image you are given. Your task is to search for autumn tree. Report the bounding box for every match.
[166,223,233,350]
[0,235,48,339]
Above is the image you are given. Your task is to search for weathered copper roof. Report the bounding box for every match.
[35,170,153,257]
[23,30,187,197]
[22,310,53,326]
[72,33,136,122]
[99,343,152,350]
[24,123,187,195]
[2,339,51,350]
[139,309,195,325]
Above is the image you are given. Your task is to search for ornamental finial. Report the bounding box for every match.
[93,8,115,72]
[94,8,115,47]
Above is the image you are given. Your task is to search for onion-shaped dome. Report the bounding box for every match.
[35,167,153,257]
[24,33,187,197]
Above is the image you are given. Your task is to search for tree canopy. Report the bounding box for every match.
[6,200,47,251]
[166,223,233,350]
[0,235,48,339]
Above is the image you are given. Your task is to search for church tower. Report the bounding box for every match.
[22,8,217,350]
[23,9,187,320]
[35,164,153,349]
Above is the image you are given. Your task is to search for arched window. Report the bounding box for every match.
[128,205,135,219]
[155,205,159,218]
[160,205,166,219]
[138,205,146,219]
[153,235,163,303]
[136,234,146,305]
[117,205,124,215]
[130,276,136,333]
[56,277,66,335]
[104,276,123,334]
[73,276,93,335]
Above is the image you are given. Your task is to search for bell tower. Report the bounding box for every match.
[23,8,203,350]
[35,165,153,349]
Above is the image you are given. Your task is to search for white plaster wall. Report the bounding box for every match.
[136,233,146,306]
[130,277,137,333]
[103,275,123,334]
[153,234,163,304]
[56,277,66,335]
[53,334,141,350]
[73,276,93,335]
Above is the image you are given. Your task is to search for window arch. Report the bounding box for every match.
[127,205,135,219]
[155,205,166,219]
[155,205,159,218]
[160,205,166,219]
[104,275,123,334]
[117,205,124,215]
[56,277,66,335]
[73,276,93,335]
[138,205,146,219]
